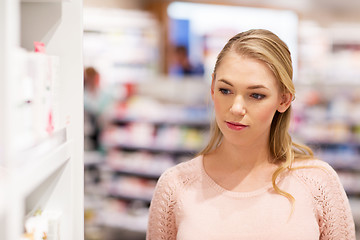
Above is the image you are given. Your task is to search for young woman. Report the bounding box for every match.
[146,29,355,239]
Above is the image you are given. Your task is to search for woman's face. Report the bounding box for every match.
[211,51,291,148]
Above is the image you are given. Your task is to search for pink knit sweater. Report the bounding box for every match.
[146,155,355,240]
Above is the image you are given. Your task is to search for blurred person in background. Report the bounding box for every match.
[84,66,113,150]
[84,67,102,115]
[84,66,101,150]
[169,45,204,77]
[146,29,355,239]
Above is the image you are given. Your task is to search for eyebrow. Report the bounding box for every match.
[219,79,269,90]
[219,79,233,86]
[247,85,269,90]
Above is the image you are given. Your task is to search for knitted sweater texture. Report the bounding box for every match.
[146,155,355,240]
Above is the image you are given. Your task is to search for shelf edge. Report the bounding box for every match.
[12,141,73,198]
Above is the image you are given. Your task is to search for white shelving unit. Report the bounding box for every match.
[0,0,83,239]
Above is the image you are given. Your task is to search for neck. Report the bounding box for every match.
[215,138,273,171]
[203,138,278,192]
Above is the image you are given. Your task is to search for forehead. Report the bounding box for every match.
[215,52,278,88]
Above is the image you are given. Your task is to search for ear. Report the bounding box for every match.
[211,73,215,101]
[277,92,292,113]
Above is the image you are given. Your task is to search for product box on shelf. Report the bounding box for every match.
[21,209,62,240]
[13,48,60,152]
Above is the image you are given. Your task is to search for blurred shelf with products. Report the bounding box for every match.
[82,7,161,239]
[82,8,160,240]
[83,7,160,86]
[84,78,211,239]
[83,7,211,239]
[291,83,360,234]
[293,21,360,234]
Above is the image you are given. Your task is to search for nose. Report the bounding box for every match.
[230,96,246,115]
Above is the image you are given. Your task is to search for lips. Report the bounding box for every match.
[225,121,248,131]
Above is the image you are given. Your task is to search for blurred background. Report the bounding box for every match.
[82,1,360,239]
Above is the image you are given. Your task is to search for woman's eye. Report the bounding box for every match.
[219,88,231,95]
[251,93,266,100]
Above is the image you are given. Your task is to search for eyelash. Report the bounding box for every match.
[218,88,266,100]
[219,88,231,95]
[250,93,266,100]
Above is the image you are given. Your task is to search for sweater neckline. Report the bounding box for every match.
[196,155,276,198]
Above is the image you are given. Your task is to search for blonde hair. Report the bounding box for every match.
[199,29,313,205]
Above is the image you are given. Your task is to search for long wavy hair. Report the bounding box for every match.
[198,29,314,205]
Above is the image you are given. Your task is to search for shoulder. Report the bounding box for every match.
[148,157,202,239]
[290,158,341,189]
[156,155,202,190]
[291,158,339,180]
[292,158,333,169]
[290,158,347,205]
[290,160,355,238]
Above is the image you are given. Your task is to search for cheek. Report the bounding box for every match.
[213,99,221,114]
[213,95,227,116]
[212,93,220,109]
[255,104,277,123]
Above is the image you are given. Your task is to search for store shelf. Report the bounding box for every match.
[111,169,161,180]
[83,7,160,85]
[21,0,68,2]
[307,141,360,148]
[13,140,72,198]
[114,118,210,128]
[108,193,152,204]
[99,210,148,233]
[90,81,209,236]
[330,164,360,173]
[14,128,66,166]
[292,78,360,232]
[349,198,360,226]
[346,191,360,198]
[84,151,104,167]
[1,0,83,238]
[106,175,156,204]
[110,143,200,155]
[315,156,360,173]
